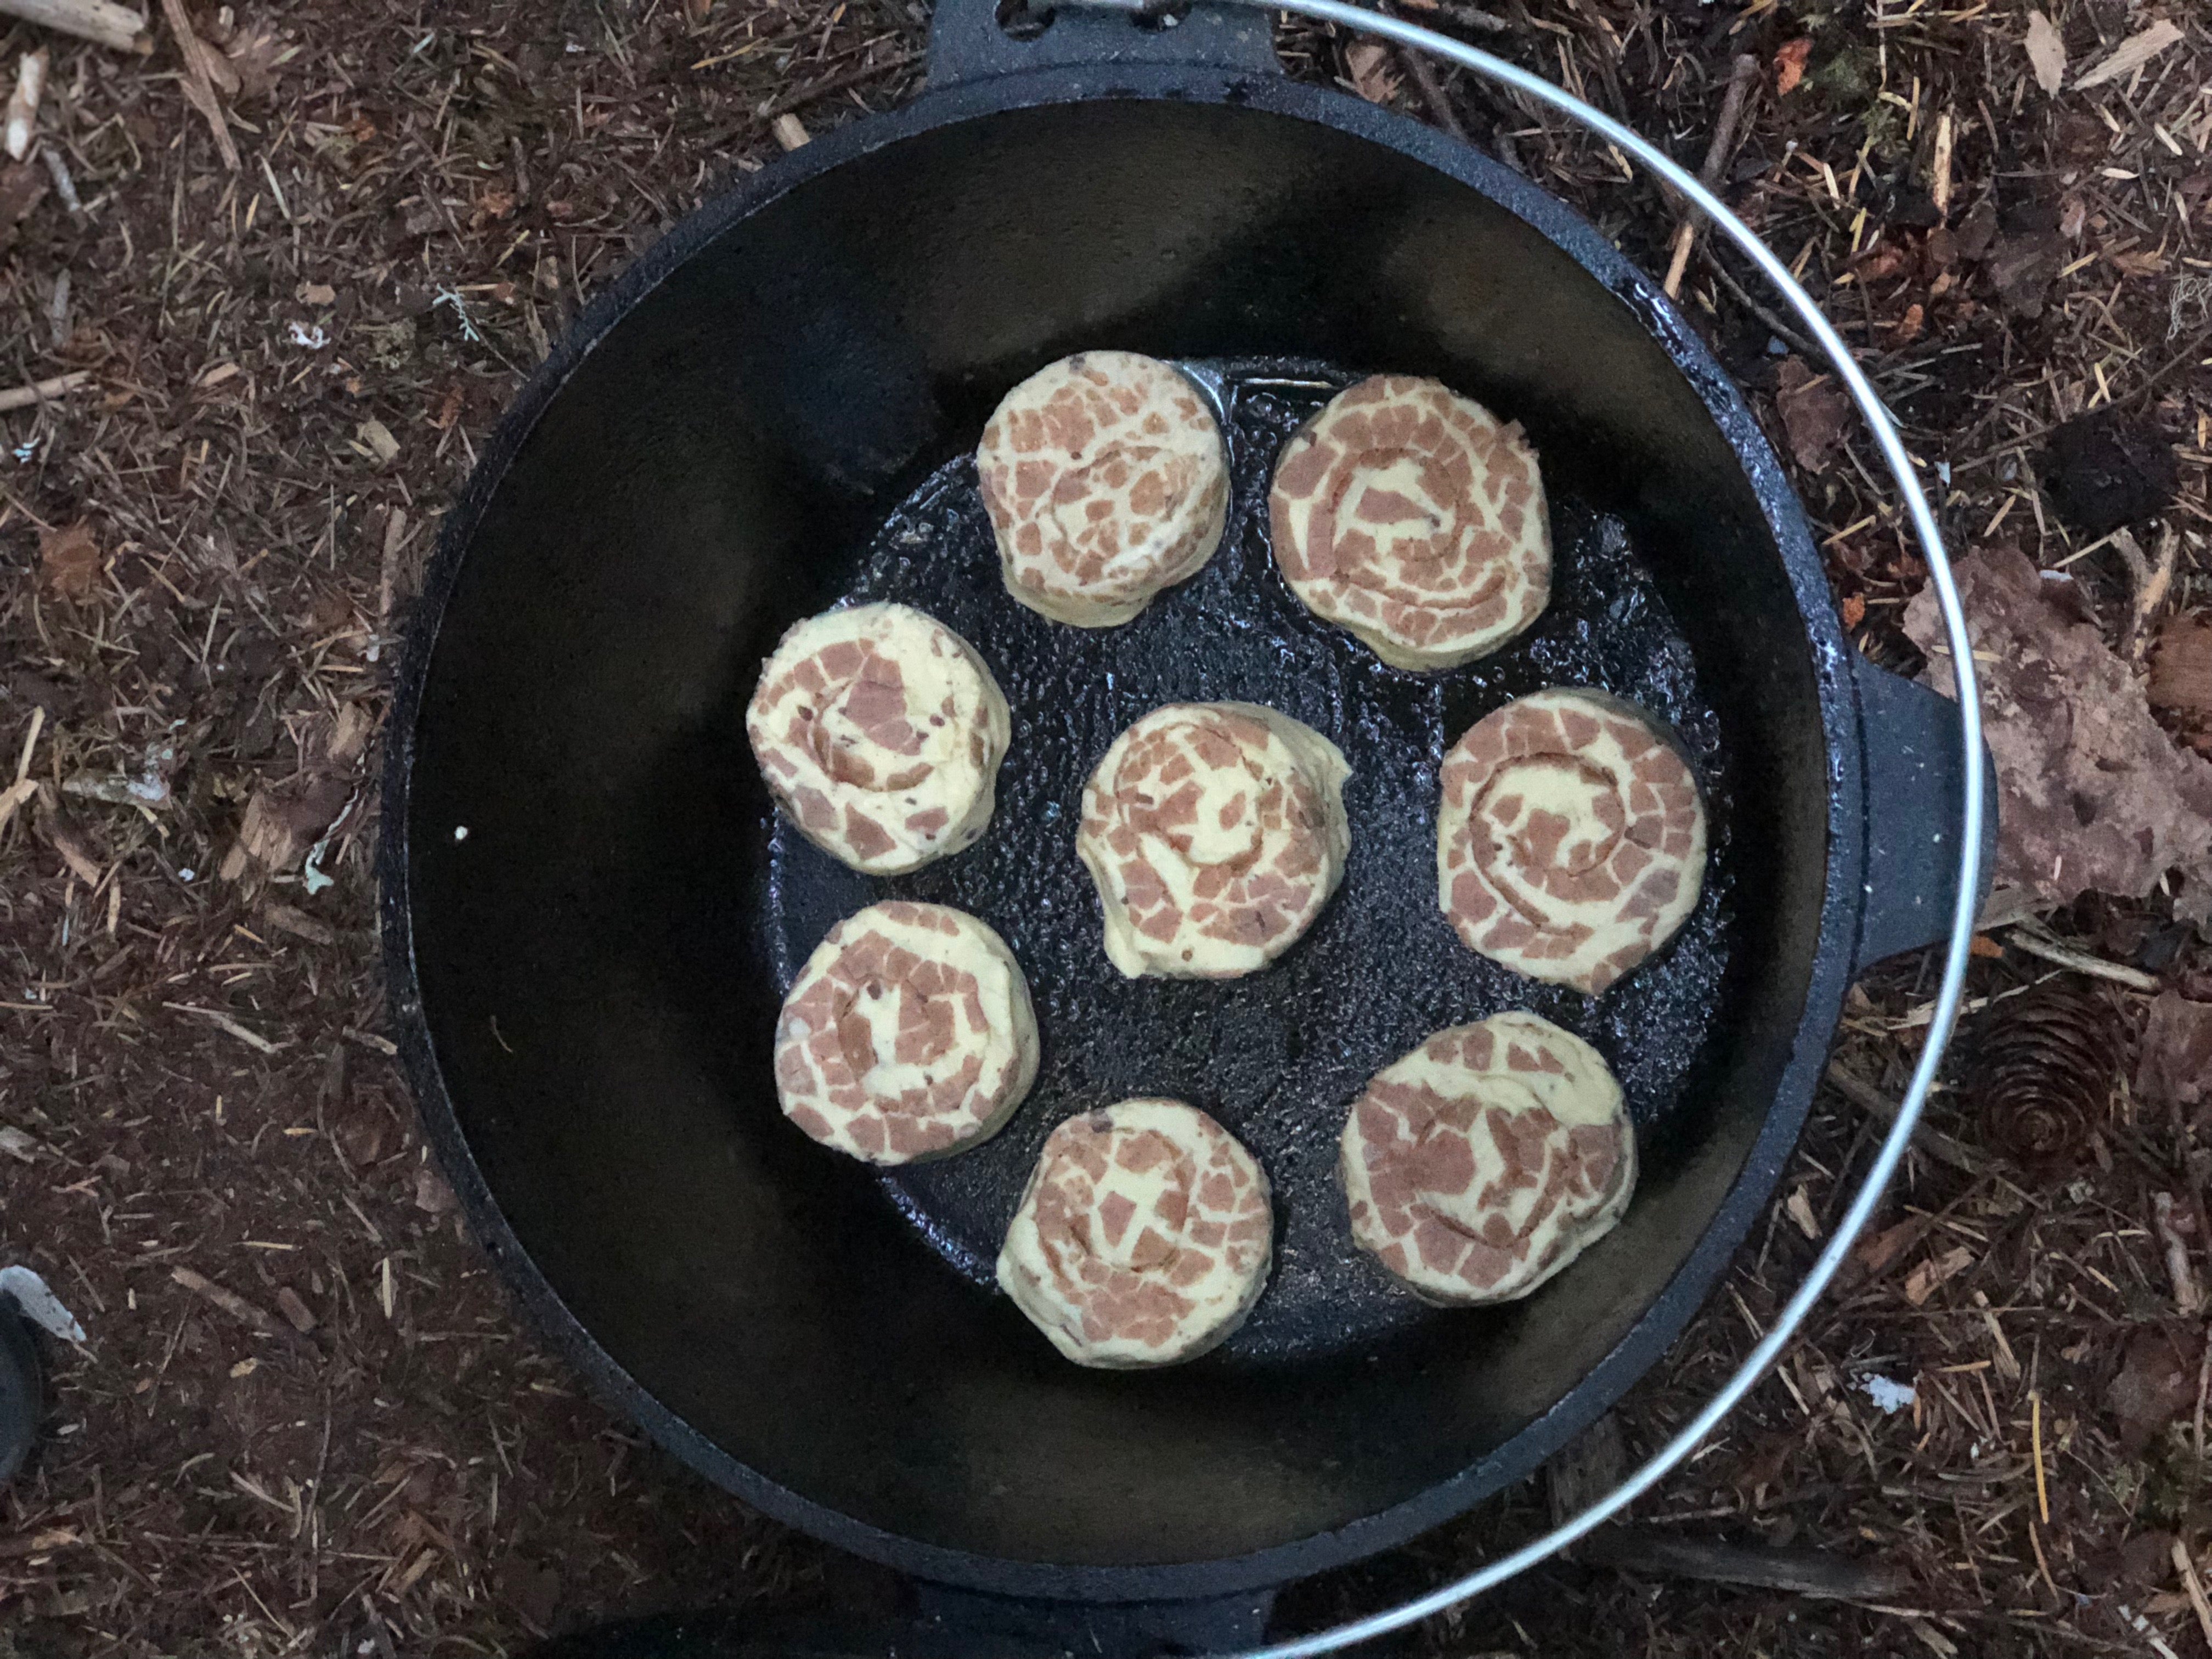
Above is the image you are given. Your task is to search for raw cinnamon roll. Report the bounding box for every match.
[1341,1013,1634,1305]
[1269,375,1550,670]
[998,1099,1273,1368]
[747,603,1011,875]
[774,901,1037,1165]
[1438,687,1706,994]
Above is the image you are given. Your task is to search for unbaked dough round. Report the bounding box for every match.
[1340,1013,1634,1306]
[1438,687,1706,994]
[978,352,1229,628]
[774,901,1037,1165]
[1076,702,1351,980]
[1269,375,1550,669]
[747,602,1011,875]
[998,1099,1273,1368]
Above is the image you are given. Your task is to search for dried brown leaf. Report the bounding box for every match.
[1775,358,1849,473]
[2072,19,2183,91]
[2136,994,2212,1114]
[2106,1326,2194,1454]
[1904,549,2212,920]
[1987,227,2064,318]
[1344,41,1400,106]
[1773,37,1812,97]
[1902,1244,1973,1306]
[222,21,292,102]
[2023,10,2067,96]
[37,520,100,602]
[2149,618,2212,715]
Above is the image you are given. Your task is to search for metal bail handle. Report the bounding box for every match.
[1020,1,1988,1653]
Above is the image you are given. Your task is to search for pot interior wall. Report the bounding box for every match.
[399,88,1829,1575]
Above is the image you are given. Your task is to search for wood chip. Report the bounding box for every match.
[2072,20,2183,91]
[1903,1244,1974,1306]
[171,1266,281,1336]
[274,1285,317,1334]
[771,112,808,151]
[37,518,100,602]
[2023,10,2066,97]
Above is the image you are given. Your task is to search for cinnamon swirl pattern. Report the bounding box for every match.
[978,352,1230,628]
[1341,1014,1634,1306]
[1269,376,1550,670]
[747,603,1011,875]
[997,1099,1273,1368]
[1438,687,1706,994]
[774,901,1038,1165]
[1076,702,1352,979]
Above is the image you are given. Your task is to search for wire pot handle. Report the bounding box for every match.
[1049,1,1988,1652]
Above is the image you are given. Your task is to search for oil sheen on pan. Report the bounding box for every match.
[760,359,1736,1362]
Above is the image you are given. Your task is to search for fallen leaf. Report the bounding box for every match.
[1774,37,1812,96]
[296,281,336,306]
[1775,358,1850,473]
[2023,10,2067,95]
[223,21,294,101]
[413,1164,458,1215]
[2073,19,2183,92]
[38,520,101,602]
[2136,993,2212,1113]
[0,159,45,254]
[1902,1243,1974,1306]
[1904,549,2212,920]
[1987,226,2065,318]
[2107,1326,2193,1454]
[2058,193,2088,241]
[2149,618,2212,715]
[1344,41,1400,106]
[1840,592,1867,629]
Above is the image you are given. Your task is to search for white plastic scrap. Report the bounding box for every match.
[1860,1374,1917,1415]
[289,320,329,349]
[0,1265,86,1342]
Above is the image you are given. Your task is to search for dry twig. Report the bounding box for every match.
[157,0,238,170]
[0,0,149,53]
[0,369,88,413]
[1662,55,1758,300]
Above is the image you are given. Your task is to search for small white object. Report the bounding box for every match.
[177,867,195,882]
[1860,1374,1916,1415]
[4,48,48,164]
[0,1264,86,1342]
[453,825,470,842]
[288,321,329,349]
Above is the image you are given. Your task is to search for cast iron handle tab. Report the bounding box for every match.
[1849,653,1997,973]
[927,0,1278,88]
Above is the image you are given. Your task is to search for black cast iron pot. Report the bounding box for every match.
[381,4,1990,1651]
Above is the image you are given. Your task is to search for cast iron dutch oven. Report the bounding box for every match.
[381,2,1990,1651]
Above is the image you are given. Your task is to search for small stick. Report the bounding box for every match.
[1392,0,1513,31]
[2029,1388,2049,1524]
[2116,525,2177,661]
[1663,54,1759,300]
[0,0,149,53]
[2172,1538,2212,1656]
[2152,1191,2204,1317]
[1928,110,1954,223]
[170,1266,282,1337]
[2003,930,2161,993]
[0,369,88,413]
[1396,37,1467,142]
[157,0,239,171]
[1578,1528,1912,1599]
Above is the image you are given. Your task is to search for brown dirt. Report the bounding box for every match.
[2,0,2207,1655]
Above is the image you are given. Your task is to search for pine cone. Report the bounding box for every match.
[1966,980,2124,1175]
